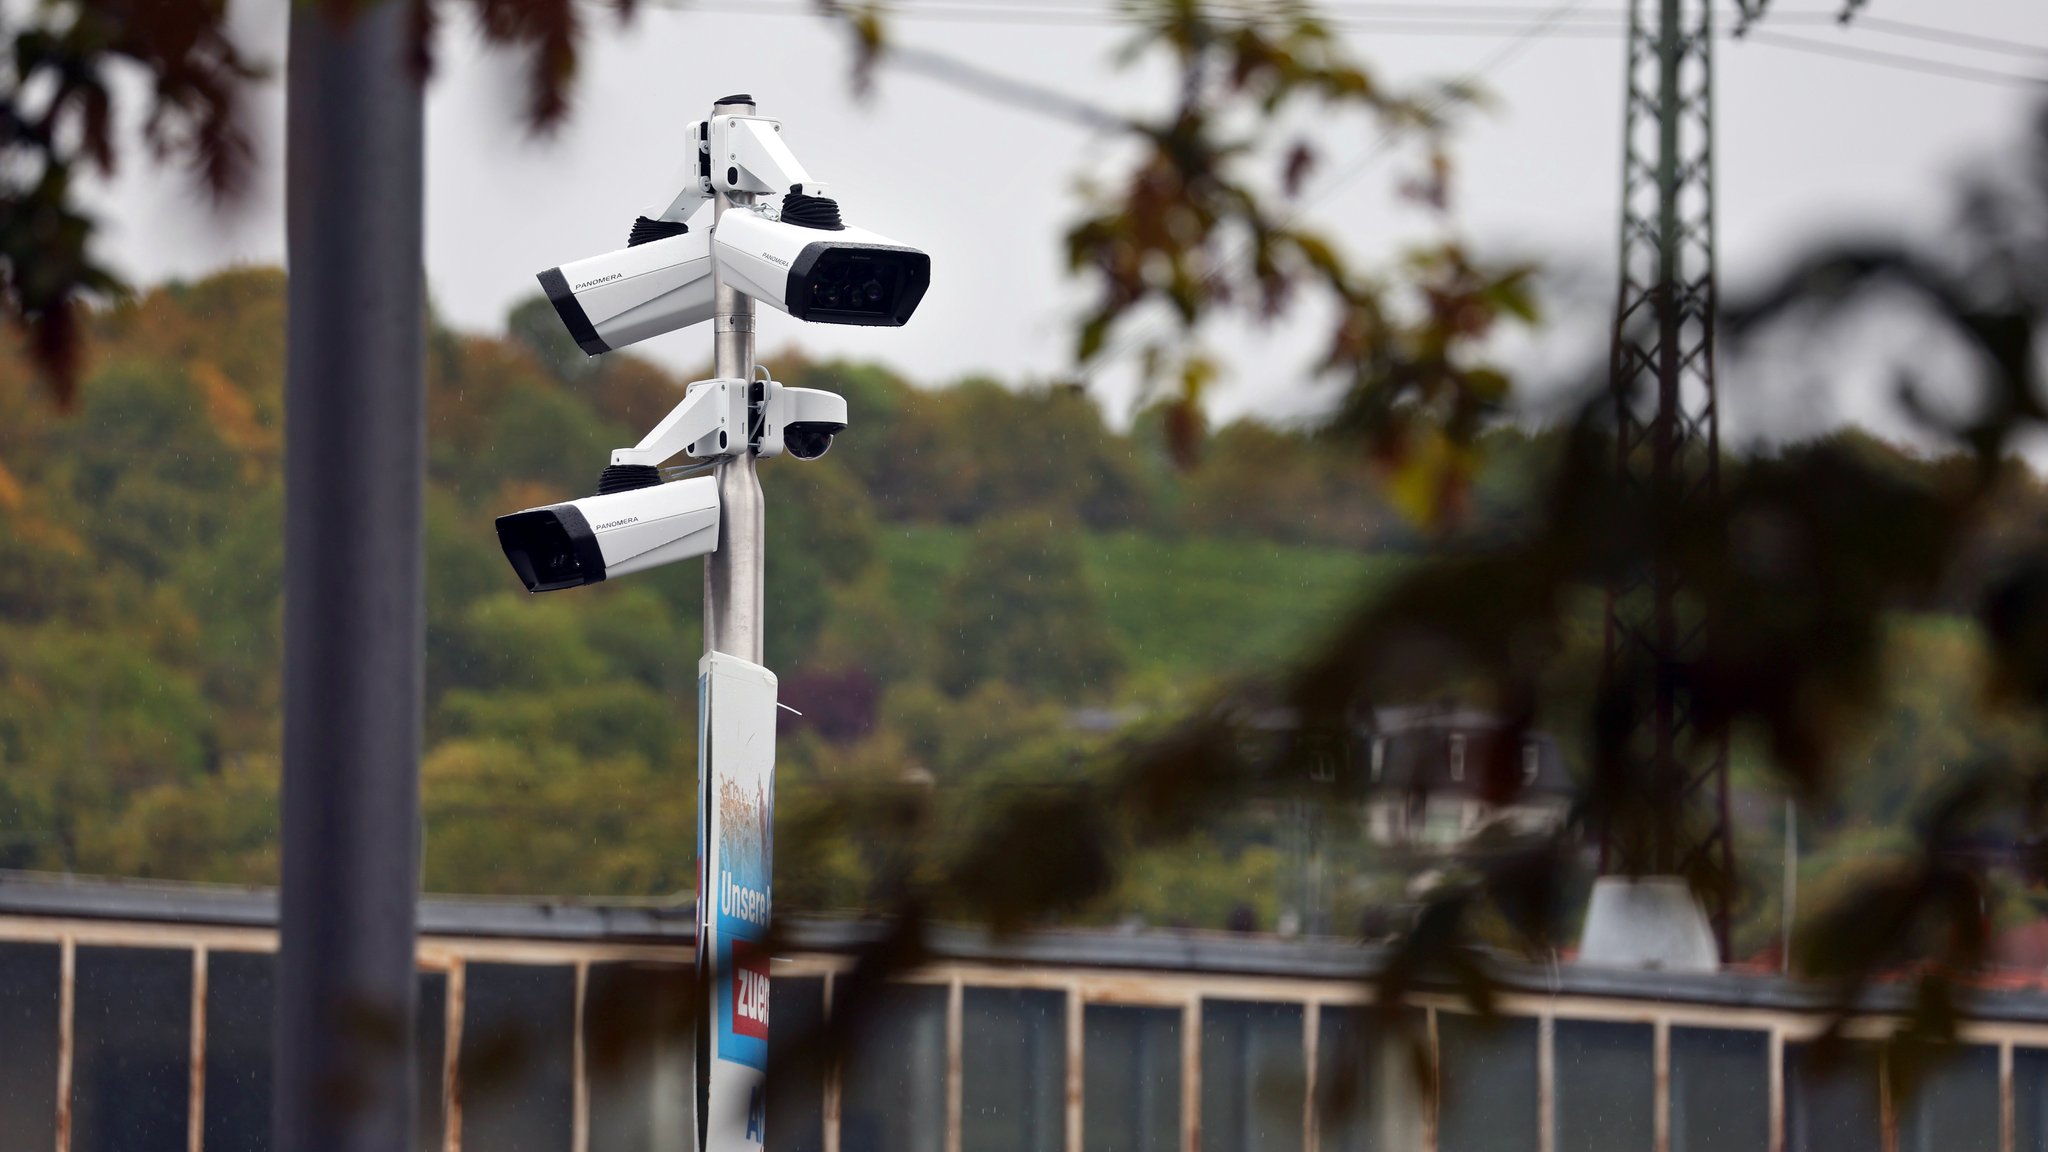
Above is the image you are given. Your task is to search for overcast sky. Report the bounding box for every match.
[82,0,2048,435]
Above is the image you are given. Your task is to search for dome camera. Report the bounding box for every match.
[755,383,849,461]
[782,422,841,460]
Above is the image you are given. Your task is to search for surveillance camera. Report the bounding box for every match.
[713,207,930,327]
[496,474,719,592]
[754,382,849,461]
[536,216,715,356]
[783,425,837,461]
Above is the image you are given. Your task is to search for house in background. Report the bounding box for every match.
[1361,706,1575,852]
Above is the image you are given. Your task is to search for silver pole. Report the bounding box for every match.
[706,93,765,665]
[698,93,766,1152]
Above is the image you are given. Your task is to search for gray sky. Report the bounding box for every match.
[84,0,2048,433]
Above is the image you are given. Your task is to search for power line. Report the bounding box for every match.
[1745,29,2047,89]
[670,1,1745,29]
[883,44,1128,130]
[657,2,2048,86]
[877,0,2036,48]
[1305,0,1598,211]
[1081,0,1599,374]
[599,1,2048,153]
[1850,15,2048,60]
[667,0,2048,50]
[772,0,1835,19]
[600,0,2048,370]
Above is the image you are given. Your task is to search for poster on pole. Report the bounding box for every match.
[698,652,777,1152]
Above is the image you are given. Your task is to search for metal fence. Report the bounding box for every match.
[1,882,2045,1152]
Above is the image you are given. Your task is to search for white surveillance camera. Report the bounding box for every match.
[755,382,849,461]
[531,110,929,351]
[537,215,715,356]
[496,475,719,592]
[713,207,930,327]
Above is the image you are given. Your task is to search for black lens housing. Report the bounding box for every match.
[496,505,607,592]
[784,243,930,327]
[783,422,843,461]
[536,267,611,356]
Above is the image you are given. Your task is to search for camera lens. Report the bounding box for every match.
[785,426,834,460]
[799,246,928,326]
[497,508,597,592]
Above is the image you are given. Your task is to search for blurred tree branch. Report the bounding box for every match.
[1,0,261,405]
[19,0,2046,1098]
[810,0,1539,505]
[0,0,634,409]
[790,95,2048,1090]
[9,0,1533,520]
[1734,0,1873,34]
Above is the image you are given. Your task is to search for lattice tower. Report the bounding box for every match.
[1602,0,1734,958]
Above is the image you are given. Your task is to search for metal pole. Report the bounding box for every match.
[277,1,425,1148]
[706,94,766,666]
[700,92,765,1152]
[1782,796,1797,975]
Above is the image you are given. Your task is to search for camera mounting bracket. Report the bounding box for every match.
[709,114,826,198]
[610,378,751,466]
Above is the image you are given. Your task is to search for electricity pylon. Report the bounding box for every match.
[1602,0,1734,958]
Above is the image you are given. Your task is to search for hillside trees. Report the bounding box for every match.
[0,267,2012,885]
[0,269,1420,898]
[932,511,1125,698]
[8,256,2040,969]
[0,0,648,402]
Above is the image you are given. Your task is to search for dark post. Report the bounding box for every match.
[277,0,426,1148]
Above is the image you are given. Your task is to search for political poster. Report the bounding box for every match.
[697,652,778,1152]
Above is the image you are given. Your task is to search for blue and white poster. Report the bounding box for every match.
[698,652,778,1151]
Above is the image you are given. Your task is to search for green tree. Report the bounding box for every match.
[1178,419,1400,549]
[931,511,1125,699]
[421,738,694,896]
[507,294,598,385]
[762,456,879,671]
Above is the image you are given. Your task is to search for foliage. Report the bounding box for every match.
[931,511,1126,698]
[0,0,2035,1101]
[1044,1,1539,507]
[9,265,2044,984]
[0,0,261,404]
[0,269,1459,900]
[788,99,2048,1085]
[879,524,1395,677]
[4,0,1544,523]
[1,0,647,405]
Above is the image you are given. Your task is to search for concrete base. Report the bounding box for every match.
[1576,876,1719,973]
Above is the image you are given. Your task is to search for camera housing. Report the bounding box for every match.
[537,219,715,357]
[497,475,719,592]
[713,209,930,327]
[756,383,849,460]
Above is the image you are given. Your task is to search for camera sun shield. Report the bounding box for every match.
[536,222,717,356]
[496,475,721,592]
[497,505,606,592]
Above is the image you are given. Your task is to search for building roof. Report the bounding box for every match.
[5,871,2047,1025]
[1366,712,1576,798]
[1067,704,1579,799]
[0,869,698,943]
